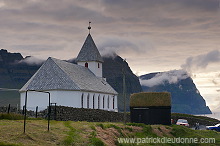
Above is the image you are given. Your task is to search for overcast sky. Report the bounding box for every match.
[1,0,220,111]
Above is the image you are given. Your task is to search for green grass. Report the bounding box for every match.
[0,142,20,146]
[62,121,77,145]
[0,120,220,145]
[90,137,105,146]
[0,113,23,120]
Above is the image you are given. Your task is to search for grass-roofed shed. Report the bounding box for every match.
[130,92,171,125]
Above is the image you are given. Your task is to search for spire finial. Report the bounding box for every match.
[88,22,91,34]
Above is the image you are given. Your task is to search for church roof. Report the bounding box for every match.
[76,34,104,63]
[20,57,117,95]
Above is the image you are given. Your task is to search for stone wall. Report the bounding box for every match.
[50,106,130,122]
[0,106,130,123]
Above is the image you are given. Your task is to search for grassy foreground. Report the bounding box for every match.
[0,119,220,146]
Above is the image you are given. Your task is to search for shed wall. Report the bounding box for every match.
[130,106,171,125]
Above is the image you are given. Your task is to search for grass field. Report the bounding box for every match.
[0,117,220,146]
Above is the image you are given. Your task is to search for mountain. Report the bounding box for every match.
[140,71,212,114]
[0,49,212,114]
[102,55,143,112]
[0,50,142,112]
[0,49,41,106]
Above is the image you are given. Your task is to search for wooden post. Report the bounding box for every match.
[48,93,50,131]
[24,91,28,133]
[35,106,38,118]
[7,104,10,114]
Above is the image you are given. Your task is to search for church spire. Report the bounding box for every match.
[76,23,103,63]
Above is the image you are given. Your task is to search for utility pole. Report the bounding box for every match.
[122,59,126,124]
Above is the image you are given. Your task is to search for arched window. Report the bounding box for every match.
[103,96,105,109]
[98,95,100,109]
[108,96,109,109]
[87,93,89,108]
[81,93,84,108]
[113,96,114,109]
[98,63,100,68]
[85,62,88,68]
[93,94,95,109]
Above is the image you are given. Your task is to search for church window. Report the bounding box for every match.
[103,96,105,109]
[93,94,95,109]
[98,63,100,68]
[113,96,115,109]
[87,93,89,108]
[108,96,109,109]
[85,62,88,68]
[81,93,84,108]
[98,95,100,109]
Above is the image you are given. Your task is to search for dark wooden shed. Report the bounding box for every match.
[130,92,171,125]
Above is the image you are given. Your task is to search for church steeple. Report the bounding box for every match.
[76,23,103,77]
[76,34,103,63]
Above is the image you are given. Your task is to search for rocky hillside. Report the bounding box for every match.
[102,55,143,112]
[0,49,41,106]
[140,72,212,114]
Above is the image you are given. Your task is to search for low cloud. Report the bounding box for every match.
[18,56,45,65]
[140,70,189,87]
[181,50,220,73]
[98,37,140,55]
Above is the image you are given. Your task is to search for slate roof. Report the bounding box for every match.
[76,34,104,63]
[20,57,117,95]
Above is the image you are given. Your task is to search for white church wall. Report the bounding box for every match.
[55,91,82,108]
[20,91,56,111]
[20,90,118,112]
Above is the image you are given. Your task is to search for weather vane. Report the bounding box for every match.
[88,22,91,34]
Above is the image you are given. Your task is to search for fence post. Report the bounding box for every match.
[7,104,10,114]
[54,103,57,120]
[35,106,38,118]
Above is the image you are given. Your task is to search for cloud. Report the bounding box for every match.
[140,70,189,87]
[18,56,45,65]
[181,50,220,73]
[98,37,139,55]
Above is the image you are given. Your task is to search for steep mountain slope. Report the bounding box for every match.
[140,72,212,114]
[102,55,143,112]
[0,49,41,106]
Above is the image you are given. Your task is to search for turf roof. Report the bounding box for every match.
[130,92,171,107]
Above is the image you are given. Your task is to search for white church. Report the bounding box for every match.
[19,27,118,112]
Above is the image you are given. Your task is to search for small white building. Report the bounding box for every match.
[20,32,118,111]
